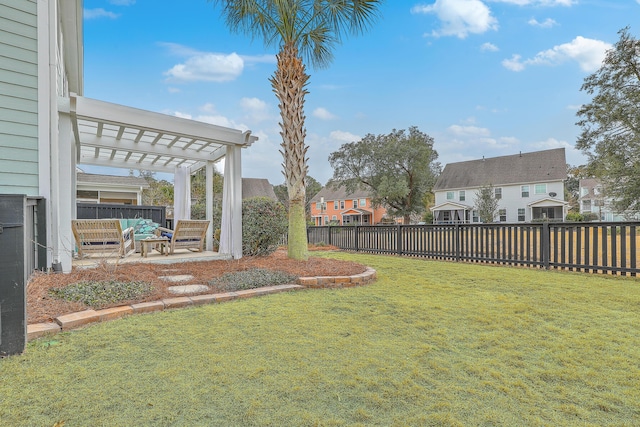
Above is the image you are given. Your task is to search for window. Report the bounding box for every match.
[521,185,529,198]
[340,200,345,209]
[499,209,506,222]
[582,200,592,212]
[316,202,321,210]
[334,201,338,210]
[446,191,454,200]
[594,199,604,207]
[360,198,366,207]
[324,216,329,224]
[580,187,589,197]
[518,208,525,222]
[332,215,337,221]
[534,184,546,195]
[494,188,502,200]
[353,200,357,208]
[459,190,465,201]
[472,210,479,223]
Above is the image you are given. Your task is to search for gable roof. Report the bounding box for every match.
[433,148,566,191]
[77,172,149,188]
[242,178,277,200]
[309,184,372,203]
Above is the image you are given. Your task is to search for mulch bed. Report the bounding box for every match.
[27,247,366,324]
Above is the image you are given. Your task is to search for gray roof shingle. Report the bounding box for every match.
[77,172,149,187]
[433,148,566,191]
[242,178,277,200]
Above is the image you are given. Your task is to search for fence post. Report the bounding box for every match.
[455,223,460,262]
[328,225,332,246]
[354,225,359,252]
[542,222,550,269]
[397,224,403,256]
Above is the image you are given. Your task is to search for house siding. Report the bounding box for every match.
[0,0,39,195]
[435,180,565,223]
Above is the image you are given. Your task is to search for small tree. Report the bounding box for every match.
[475,184,499,223]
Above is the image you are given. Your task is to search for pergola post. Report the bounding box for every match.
[219,145,243,259]
[205,161,214,251]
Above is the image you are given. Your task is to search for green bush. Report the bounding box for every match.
[565,212,584,222]
[208,268,297,291]
[49,280,152,308]
[242,197,288,256]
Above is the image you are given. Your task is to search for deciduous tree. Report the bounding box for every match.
[474,184,499,223]
[576,27,640,215]
[328,126,440,224]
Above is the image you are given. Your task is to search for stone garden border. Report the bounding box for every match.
[26,267,377,341]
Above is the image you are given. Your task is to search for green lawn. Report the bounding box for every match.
[2,252,639,426]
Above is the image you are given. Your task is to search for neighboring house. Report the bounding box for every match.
[76,172,149,205]
[242,178,277,200]
[579,178,640,221]
[309,185,389,226]
[431,148,569,223]
[0,0,257,272]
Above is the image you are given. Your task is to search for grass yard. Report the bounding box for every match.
[2,252,639,426]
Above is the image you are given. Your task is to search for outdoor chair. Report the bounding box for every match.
[71,219,135,258]
[157,220,210,254]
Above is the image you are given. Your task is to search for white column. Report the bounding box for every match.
[219,146,243,259]
[205,161,214,251]
[55,110,74,273]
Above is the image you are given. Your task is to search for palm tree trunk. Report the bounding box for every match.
[270,43,310,261]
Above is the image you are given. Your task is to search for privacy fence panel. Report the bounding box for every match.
[308,222,640,276]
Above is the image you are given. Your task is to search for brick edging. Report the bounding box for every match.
[26,268,377,342]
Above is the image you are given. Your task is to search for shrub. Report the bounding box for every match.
[208,268,297,291]
[49,280,152,308]
[242,197,288,256]
[566,212,584,222]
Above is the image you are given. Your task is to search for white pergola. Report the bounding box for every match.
[52,94,257,272]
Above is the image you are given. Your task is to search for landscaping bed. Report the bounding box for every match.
[27,247,365,324]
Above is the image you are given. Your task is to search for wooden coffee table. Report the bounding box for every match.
[140,237,169,257]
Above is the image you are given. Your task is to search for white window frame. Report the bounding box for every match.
[495,188,502,200]
[334,200,338,210]
[340,200,345,209]
[517,208,525,222]
[446,191,454,200]
[534,184,547,195]
[521,185,529,198]
[499,208,506,222]
[459,190,465,201]
[359,198,366,207]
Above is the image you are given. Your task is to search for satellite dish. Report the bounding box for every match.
[549,192,557,197]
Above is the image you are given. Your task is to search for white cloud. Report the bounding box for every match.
[84,8,119,19]
[532,137,571,150]
[329,130,360,143]
[448,124,492,137]
[411,0,498,39]
[489,0,574,5]
[502,54,526,71]
[165,52,244,82]
[504,36,612,72]
[480,42,499,52]
[167,87,181,93]
[313,107,338,120]
[240,97,271,122]
[528,17,558,28]
[173,104,244,129]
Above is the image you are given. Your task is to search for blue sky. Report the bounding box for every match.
[82,0,638,185]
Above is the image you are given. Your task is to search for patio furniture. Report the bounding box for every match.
[158,220,210,254]
[71,219,135,258]
[140,236,169,258]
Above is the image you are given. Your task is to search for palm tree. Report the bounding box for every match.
[211,0,382,260]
